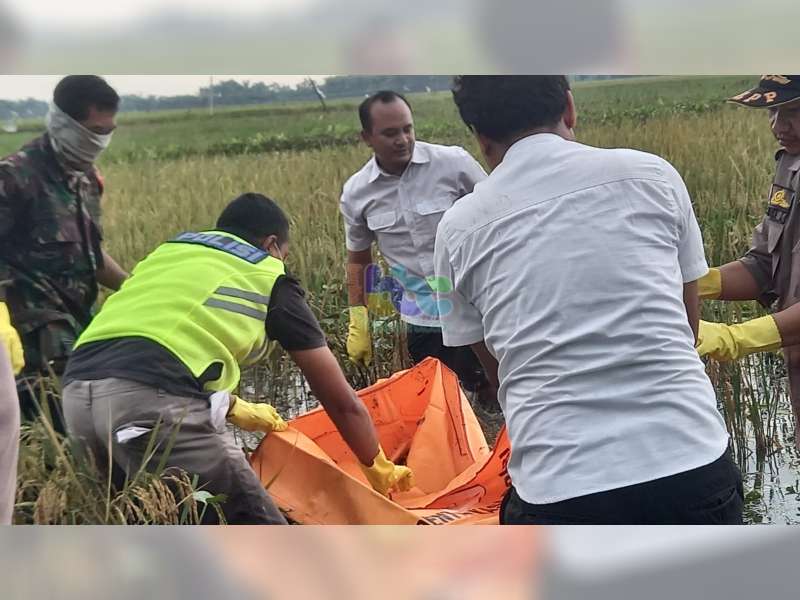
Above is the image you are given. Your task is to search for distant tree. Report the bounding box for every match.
[2,76,635,118]
[0,98,48,120]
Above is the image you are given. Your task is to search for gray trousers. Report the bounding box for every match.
[63,378,286,524]
[0,346,20,524]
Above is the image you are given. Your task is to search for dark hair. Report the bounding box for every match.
[216,193,290,246]
[358,90,412,132]
[451,76,571,142]
[53,75,120,121]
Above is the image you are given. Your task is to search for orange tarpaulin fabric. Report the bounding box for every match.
[250,357,512,525]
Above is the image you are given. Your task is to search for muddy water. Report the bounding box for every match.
[740,393,800,524]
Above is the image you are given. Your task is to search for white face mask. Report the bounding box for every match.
[46,103,113,171]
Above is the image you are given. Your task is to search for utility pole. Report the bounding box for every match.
[306,77,327,113]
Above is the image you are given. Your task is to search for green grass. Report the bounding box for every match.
[0,77,755,163]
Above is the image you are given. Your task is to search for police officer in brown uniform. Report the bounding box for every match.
[697,76,800,448]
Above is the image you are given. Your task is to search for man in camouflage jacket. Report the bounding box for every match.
[0,75,128,424]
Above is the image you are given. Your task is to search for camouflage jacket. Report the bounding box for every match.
[0,133,105,370]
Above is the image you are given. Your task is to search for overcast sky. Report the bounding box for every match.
[0,75,323,101]
[1,2,324,91]
[7,0,314,27]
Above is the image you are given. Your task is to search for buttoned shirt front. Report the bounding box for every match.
[340,140,486,327]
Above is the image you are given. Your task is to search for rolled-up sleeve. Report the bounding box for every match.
[339,190,374,252]
[434,220,485,347]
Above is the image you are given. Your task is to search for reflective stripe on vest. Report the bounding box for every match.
[203,298,267,321]
[214,287,271,306]
[169,231,271,264]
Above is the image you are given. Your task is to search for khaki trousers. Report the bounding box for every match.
[63,378,286,524]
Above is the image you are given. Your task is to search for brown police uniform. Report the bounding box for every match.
[739,150,800,410]
[732,75,800,424]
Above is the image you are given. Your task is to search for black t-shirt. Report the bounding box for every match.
[63,274,326,397]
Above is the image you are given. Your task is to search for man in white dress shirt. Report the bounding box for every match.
[340,90,497,409]
[435,75,741,524]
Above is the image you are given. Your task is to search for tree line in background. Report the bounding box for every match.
[0,75,629,121]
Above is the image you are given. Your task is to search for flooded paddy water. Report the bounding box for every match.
[734,369,800,524]
[742,409,800,524]
[241,350,799,524]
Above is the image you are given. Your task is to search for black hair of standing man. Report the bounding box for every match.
[358,90,412,132]
[451,75,571,143]
[53,75,120,121]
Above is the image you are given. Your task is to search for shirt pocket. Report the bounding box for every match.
[366,210,398,232]
[415,195,454,217]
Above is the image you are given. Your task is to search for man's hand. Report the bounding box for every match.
[345,248,376,365]
[359,446,415,496]
[346,305,372,366]
[696,315,782,362]
[223,393,288,433]
[0,302,24,375]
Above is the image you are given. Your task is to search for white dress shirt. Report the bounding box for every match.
[340,140,487,327]
[434,133,729,504]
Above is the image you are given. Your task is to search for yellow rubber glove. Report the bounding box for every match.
[697,315,782,362]
[226,395,288,433]
[346,305,372,367]
[0,302,24,375]
[698,268,722,300]
[360,446,414,496]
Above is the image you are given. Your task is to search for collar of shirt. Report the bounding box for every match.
[502,133,565,166]
[786,151,800,172]
[366,142,431,183]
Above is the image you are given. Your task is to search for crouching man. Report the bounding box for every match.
[62,193,413,524]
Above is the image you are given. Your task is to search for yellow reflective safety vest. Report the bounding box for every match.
[76,230,285,392]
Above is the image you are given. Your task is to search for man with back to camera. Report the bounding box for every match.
[0,75,128,430]
[435,75,742,524]
[341,90,498,410]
